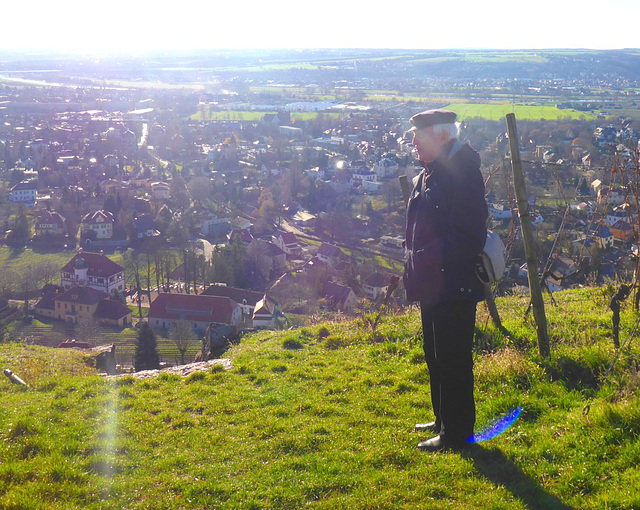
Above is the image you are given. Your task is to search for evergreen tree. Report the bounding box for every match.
[134,322,160,371]
[9,206,30,243]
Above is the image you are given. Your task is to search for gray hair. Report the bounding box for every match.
[431,122,460,139]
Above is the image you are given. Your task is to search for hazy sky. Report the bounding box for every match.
[3,0,639,54]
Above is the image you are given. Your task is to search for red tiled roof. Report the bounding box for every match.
[54,285,109,305]
[34,292,57,311]
[61,251,124,278]
[81,210,114,224]
[278,231,298,244]
[302,257,328,271]
[148,293,237,324]
[95,299,132,320]
[227,228,254,243]
[58,340,92,349]
[201,284,265,306]
[36,210,66,228]
[322,281,355,308]
[317,243,342,258]
[364,272,394,288]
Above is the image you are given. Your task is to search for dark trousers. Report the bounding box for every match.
[421,299,477,444]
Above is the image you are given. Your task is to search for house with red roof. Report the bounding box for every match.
[226,228,254,244]
[34,210,67,237]
[362,272,395,301]
[321,281,357,312]
[316,242,343,266]
[272,231,301,256]
[147,293,242,334]
[34,285,132,327]
[201,283,280,328]
[610,219,636,242]
[60,251,125,294]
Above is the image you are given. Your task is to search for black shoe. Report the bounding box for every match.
[417,435,445,452]
[418,435,471,452]
[415,421,439,433]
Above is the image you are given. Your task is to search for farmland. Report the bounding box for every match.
[444,103,598,121]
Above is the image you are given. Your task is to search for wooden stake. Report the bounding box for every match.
[506,113,550,357]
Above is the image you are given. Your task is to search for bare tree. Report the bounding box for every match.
[15,259,54,314]
[0,266,15,299]
[123,250,144,319]
[74,320,100,345]
[162,249,178,291]
[170,322,198,365]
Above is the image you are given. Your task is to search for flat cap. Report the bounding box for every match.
[409,109,457,130]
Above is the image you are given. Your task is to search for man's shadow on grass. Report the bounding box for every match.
[462,445,575,510]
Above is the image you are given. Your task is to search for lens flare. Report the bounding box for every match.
[100,380,118,498]
[470,407,522,443]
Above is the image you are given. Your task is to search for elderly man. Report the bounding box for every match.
[403,109,488,451]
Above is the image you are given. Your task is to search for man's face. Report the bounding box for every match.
[412,127,449,164]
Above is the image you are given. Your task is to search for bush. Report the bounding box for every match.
[283,338,303,350]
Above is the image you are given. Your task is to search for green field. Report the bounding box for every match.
[445,102,598,121]
[412,51,550,65]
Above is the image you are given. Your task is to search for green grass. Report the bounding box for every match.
[445,103,598,121]
[2,286,640,508]
[0,247,125,277]
[413,52,550,65]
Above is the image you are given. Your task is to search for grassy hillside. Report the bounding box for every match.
[1,286,640,508]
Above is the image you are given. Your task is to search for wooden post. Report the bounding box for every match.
[506,113,550,357]
[398,174,411,205]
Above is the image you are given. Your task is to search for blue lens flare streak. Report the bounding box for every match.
[470,407,523,444]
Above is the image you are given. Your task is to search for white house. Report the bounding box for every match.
[589,224,615,249]
[375,156,399,179]
[316,243,343,266]
[305,167,326,180]
[150,181,170,200]
[488,203,513,220]
[9,180,38,204]
[362,272,394,301]
[81,210,114,239]
[606,204,637,227]
[273,231,300,256]
[597,186,626,206]
[362,179,382,193]
[60,251,125,294]
[252,296,279,328]
[350,170,376,188]
[201,215,231,237]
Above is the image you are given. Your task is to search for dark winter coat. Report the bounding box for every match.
[403,139,488,305]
